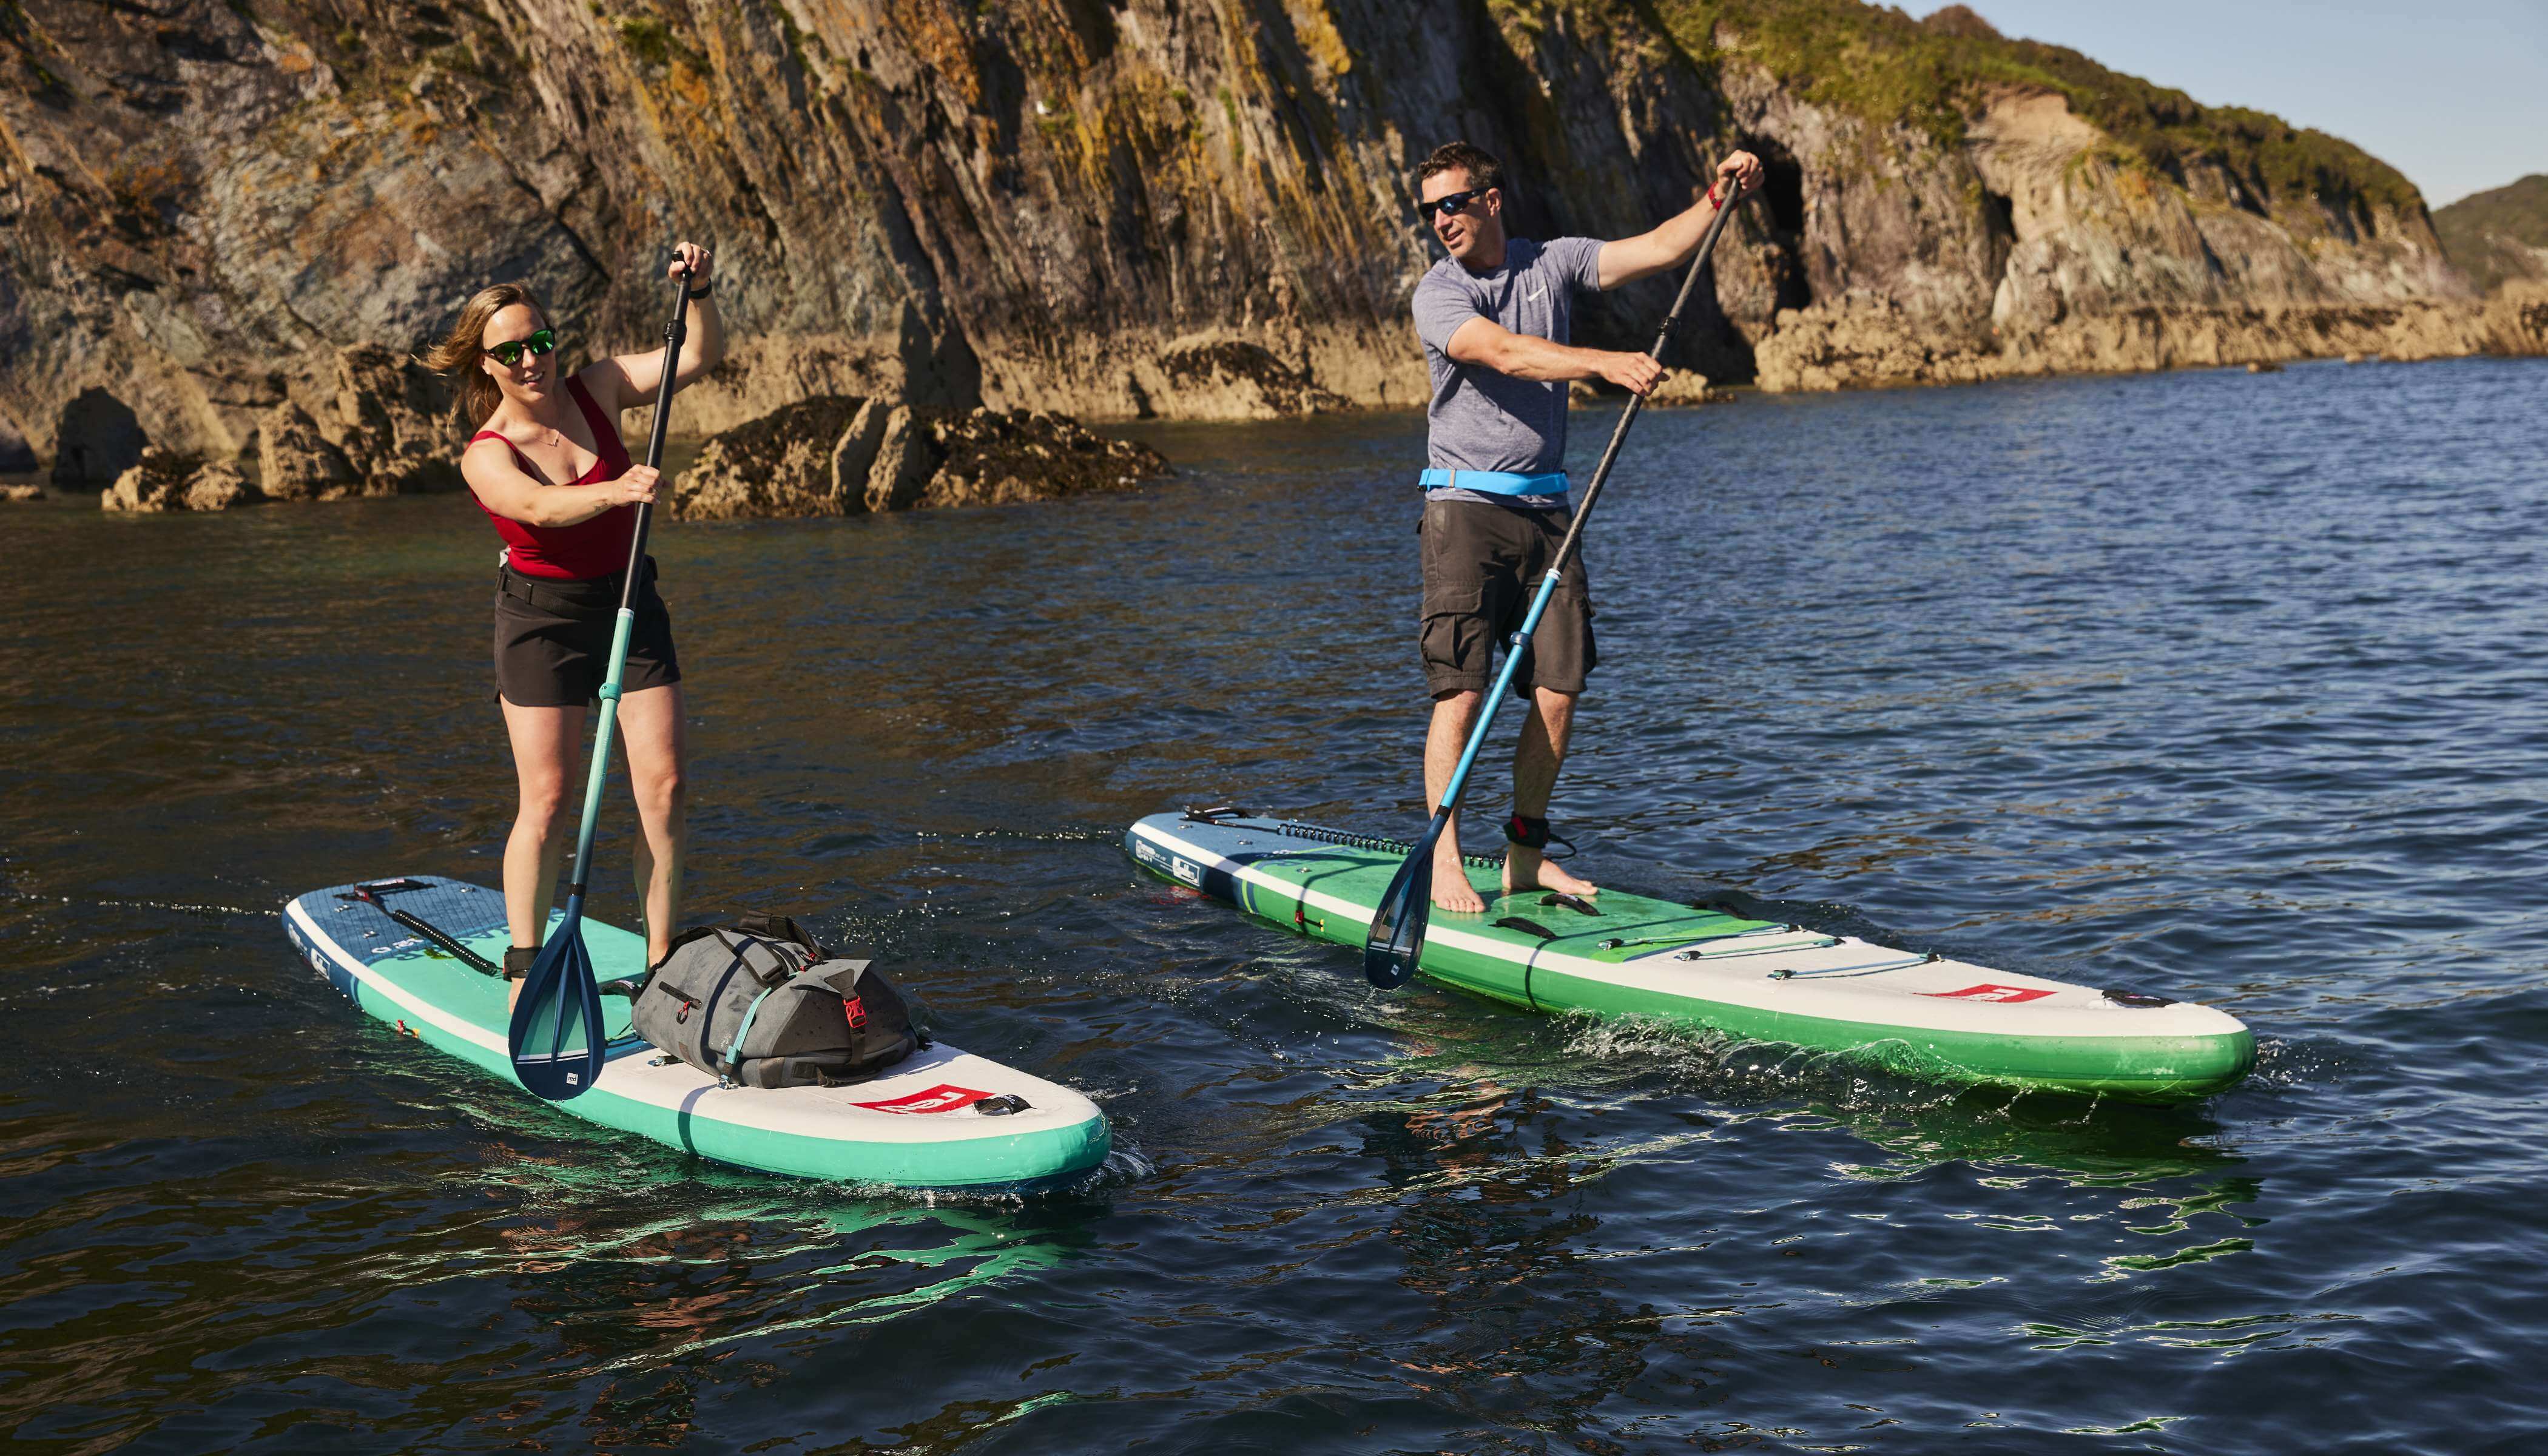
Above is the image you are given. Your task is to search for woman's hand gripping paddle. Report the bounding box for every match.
[1364,177,1751,990]
[508,262,694,1100]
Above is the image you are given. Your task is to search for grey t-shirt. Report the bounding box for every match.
[1410,235,1606,509]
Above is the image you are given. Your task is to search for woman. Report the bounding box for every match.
[422,243,723,993]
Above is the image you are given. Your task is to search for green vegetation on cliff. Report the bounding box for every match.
[2433,175,2548,294]
[1653,0,2421,221]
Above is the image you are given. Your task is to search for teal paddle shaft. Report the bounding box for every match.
[1365,179,1748,988]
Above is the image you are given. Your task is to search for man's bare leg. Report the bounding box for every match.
[1506,686,1599,897]
[1424,687,1488,913]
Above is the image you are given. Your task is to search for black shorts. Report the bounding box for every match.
[1418,497,1596,698]
[492,558,682,709]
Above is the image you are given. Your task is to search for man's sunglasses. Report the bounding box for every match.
[483,329,559,366]
[1418,187,1489,221]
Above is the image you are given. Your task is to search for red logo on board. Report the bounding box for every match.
[1921,983,2052,1003]
[852,1084,989,1114]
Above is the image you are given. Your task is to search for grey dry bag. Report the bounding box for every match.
[627,913,923,1088]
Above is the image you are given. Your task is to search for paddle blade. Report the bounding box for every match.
[1363,818,1446,989]
[507,908,606,1102]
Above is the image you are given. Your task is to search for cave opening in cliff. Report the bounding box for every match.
[1761,153,1806,238]
[1983,187,2017,281]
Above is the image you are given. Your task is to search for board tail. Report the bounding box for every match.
[508,902,607,1100]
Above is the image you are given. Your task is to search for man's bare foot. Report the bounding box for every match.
[1505,846,1599,900]
[1431,840,1486,913]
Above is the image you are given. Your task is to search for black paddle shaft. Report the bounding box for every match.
[608,262,695,616]
[1531,180,1746,603]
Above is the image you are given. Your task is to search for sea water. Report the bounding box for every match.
[2,356,2542,1451]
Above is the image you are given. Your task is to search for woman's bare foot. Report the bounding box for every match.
[1505,845,1598,899]
[1431,837,1487,913]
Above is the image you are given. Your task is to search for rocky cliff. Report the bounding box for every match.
[1,0,2533,477]
[2434,175,2548,297]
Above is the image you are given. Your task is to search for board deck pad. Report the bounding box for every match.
[1129,811,2253,1101]
[285,877,1110,1188]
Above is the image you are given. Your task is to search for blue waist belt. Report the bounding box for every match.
[1419,467,1569,497]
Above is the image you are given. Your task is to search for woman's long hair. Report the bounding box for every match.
[420,282,549,432]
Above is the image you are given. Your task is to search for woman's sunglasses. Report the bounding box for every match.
[483,329,559,367]
[1418,187,1488,221]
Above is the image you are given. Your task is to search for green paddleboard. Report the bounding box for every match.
[1128,811,2253,1101]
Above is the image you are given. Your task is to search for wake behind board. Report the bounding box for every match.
[284,877,1110,1188]
[1128,810,2253,1102]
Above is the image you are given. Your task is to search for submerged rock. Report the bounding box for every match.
[671,396,866,521]
[1646,372,1737,406]
[101,448,261,513]
[923,406,1170,508]
[669,396,1168,522]
[1144,340,1349,421]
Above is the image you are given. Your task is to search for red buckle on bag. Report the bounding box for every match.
[844,995,868,1031]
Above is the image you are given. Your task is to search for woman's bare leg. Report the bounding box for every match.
[499,697,584,1006]
[616,681,688,966]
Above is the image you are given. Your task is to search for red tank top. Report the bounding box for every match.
[468,374,638,581]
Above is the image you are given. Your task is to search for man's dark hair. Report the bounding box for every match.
[1415,141,1503,195]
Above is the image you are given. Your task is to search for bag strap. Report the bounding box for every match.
[720,981,786,1085]
[730,912,823,957]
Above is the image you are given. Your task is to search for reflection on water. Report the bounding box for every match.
[4,358,2546,1449]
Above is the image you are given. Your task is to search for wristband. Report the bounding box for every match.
[684,281,714,299]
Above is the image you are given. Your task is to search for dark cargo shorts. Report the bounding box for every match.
[493,556,682,709]
[1418,496,1596,699]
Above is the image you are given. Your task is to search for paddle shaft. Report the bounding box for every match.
[562,266,693,900]
[1428,186,1744,823]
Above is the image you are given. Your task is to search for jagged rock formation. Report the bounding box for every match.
[99,446,257,511]
[0,0,2530,474]
[671,397,1168,521]
[2434,175,2548,295]
[670,395,867,519]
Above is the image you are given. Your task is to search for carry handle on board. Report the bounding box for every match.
[1362,172,1751,990]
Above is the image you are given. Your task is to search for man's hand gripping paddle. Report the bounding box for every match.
[508,261,693,1100]
[1364,177,1750,990]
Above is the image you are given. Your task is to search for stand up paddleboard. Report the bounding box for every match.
[1128,809,2254,1102]
[285,877,1110,1188]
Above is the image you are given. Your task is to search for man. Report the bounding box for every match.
[1409,140,1761,913]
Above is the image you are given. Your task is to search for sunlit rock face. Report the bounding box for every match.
[0,0,2512,471]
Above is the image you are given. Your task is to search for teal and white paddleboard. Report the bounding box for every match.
[283,877,1111,1188]
[1128,811,2254,1101]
